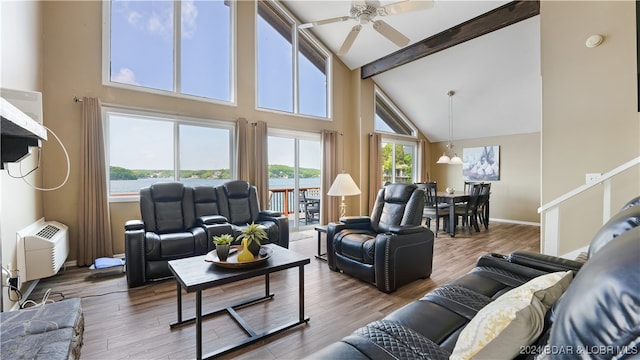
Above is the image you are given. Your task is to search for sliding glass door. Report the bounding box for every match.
[267,131,321,230]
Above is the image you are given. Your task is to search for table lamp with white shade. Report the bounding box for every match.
[327,172,361,218]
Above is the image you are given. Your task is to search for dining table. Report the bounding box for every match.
[436,191,470,237]
[436,190,491,237]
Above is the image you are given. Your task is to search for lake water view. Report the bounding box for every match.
[110,177,321,194]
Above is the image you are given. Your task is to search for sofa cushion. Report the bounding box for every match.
[588,204,640,258]
[450,271,573,360]
[334,229,376,264]
[550,227,640,359]
[193,186,221,218]
[146,182,192,233]
[350,320,451,360]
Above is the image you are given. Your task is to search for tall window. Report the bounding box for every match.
[375,88,416,136]
[105,0,234,102]
[105,109,234,198]
[382,140,416,185]
[257,1,330,118]
[267,131,321,229]
[375,87,418,185]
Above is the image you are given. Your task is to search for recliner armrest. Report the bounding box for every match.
[260,210,282,217]
[198,215,228,225]
[125,220,144,231]
[387,225,428,235]
[124,223,146,288]
[339,216,371,225]
[507,251,583,273]
[257,212,289,249]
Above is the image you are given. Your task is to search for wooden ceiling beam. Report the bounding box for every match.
[360,0,540,79]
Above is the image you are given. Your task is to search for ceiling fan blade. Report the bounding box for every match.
[299,16,351,29]
[373,20,409,47]
[379,0,433,16]
[338,25,362,56]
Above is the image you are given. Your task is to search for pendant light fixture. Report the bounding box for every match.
[437,90,463,165]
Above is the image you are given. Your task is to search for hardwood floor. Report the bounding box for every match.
[28,222,539,359]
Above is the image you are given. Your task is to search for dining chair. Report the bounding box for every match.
[464,181,481,194]
[415,182,449,237]
[476,183,491,230]
[454,183,482,234]
[299,190,320,224]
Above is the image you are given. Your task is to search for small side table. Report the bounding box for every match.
[314,225,328,261]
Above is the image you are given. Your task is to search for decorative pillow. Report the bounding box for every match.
[450,271,573,360]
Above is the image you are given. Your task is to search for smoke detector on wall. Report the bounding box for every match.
[585,34,604,48]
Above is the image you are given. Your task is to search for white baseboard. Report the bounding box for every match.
[560,246,588,260]
[490,218,540,227]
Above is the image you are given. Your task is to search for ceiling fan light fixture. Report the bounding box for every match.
[299,0,432,56]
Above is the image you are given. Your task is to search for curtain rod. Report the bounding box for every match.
[73,97,83,103]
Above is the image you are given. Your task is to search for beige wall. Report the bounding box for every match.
[431,133,541,224]
[540,1,640,254]
[1,0,43,311]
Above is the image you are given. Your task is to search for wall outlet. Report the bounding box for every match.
[9,276,19,289]
[585,173,602,184]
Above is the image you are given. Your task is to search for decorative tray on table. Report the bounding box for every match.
[205,246,272,268]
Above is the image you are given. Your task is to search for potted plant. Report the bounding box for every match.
[238,222,268,258]
[212,234,234,261]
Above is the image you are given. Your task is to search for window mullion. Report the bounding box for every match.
[174,0,181,93]
[174,121,180,181]
[391,144,396,183]
[292,24,299,114]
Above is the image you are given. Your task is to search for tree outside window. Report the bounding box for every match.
[382,142,415,185]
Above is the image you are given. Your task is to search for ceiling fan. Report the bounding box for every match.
[299,0,434,56]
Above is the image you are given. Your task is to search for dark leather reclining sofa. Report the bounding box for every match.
[309,197,640,359]
[125,180,288,288]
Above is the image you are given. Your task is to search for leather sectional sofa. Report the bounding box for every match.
[125,181,289,288]
[309,197,640,359]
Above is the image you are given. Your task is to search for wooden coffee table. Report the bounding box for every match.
[168,244,310,359]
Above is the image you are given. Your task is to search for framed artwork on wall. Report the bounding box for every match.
[462,146,500,181]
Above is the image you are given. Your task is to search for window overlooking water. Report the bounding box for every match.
[105,109,233,198]
[267,132,321,229]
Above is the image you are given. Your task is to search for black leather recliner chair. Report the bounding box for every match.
[125,182,232,288]
[216,180,289,249]
[326,183,434,293]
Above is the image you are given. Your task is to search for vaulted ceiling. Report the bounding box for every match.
[283,0,542,143]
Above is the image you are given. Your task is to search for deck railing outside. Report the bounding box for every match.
[268,187,321,215]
